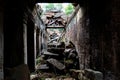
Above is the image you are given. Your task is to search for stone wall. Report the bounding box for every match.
[65,7,90,69]
[65,1,120,79]
[104,0,120,79]
[89,0,120,79]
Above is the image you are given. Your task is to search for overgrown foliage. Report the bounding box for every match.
[45,3,55,11]
[65,4,74,15]
[43,3,74,15]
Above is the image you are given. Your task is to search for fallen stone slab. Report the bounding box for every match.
[70,69,84,73]
[47,58,65,70]
[36,64,49,70]
[44,51,59,56]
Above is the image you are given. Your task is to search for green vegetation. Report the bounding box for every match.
[40,3,74,16]
[65,4,74,15]
[45,3,55,11]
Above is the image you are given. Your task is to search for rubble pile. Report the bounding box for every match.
[36,41,79,76]
[43,10,67,27]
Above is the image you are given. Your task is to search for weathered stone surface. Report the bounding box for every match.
[70,69,85,79]
[63,78,75,80]
[30,74,38,80]
[85,69,103,80]
[38,72,56,78]
[70,69,84,73]
[47,58,65,70]
[36,64,49,70]
[44,51,59,56]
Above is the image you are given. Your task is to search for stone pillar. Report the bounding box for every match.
[23,23,28,64]
[34,26,37,68]
[23,12,28,64]
[36,28,41,56]
[77,7,90,69]
[0,7,3,80]
[27,18,35,72]
[38,29,41,55]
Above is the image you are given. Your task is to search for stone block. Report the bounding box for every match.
[47,58,65,70]
[85,69,103,80]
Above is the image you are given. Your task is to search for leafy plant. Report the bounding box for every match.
[45,3,55,11]
[65,4,74,15]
